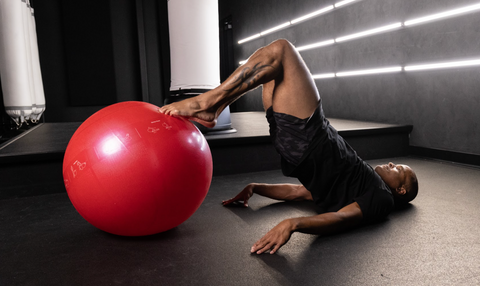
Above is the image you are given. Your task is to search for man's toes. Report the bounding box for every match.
[159,106,176,116]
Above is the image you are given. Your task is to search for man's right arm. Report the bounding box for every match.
[222,183,312,207]
[251,202,364,254]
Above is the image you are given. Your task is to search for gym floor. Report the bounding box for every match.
[1,157,479,285]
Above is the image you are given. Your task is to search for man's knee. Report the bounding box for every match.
[269,39,293,49]
[267,39,294,56]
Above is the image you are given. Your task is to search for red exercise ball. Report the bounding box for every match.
[62,101,213,236]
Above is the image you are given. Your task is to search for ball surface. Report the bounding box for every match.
[62,101,213,236]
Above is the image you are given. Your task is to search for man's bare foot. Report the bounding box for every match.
[158,97,217,128]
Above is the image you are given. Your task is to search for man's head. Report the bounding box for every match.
[375,162,418,205]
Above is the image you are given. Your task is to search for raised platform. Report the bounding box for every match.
[0,112,412,199]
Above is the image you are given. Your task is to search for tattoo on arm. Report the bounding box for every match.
[225,63,273,93]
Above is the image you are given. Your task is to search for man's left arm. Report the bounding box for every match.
[251,202,364,254]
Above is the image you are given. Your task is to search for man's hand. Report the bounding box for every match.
[251,219,295,254]
[222,184,255,207]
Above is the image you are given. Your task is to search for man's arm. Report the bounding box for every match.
[251,202,364,254]
[222,183,312,207]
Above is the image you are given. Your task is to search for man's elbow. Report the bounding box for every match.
[290,185,313,201]
[336,210,363,230]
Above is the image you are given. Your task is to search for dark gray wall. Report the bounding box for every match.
[33,0,170,122]
[219,0,480,156]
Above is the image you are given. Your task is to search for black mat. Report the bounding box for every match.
[2,157,479,285]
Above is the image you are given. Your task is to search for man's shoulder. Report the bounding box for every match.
[355,175,395,223]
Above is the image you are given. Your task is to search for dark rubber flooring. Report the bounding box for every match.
[1,157,479,285]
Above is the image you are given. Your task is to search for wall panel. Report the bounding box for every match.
[219,0,480,155]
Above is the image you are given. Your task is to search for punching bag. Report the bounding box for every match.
[0,0,45,125]
[26,2,45,122]
[167,0,234,133]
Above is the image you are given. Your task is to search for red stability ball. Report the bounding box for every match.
[62,101,213,236]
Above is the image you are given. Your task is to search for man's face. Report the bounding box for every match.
[375,162,412,191]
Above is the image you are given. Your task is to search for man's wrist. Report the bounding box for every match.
[287,217,301,233]
[249,183,257,194]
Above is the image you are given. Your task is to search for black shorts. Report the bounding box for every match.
[266,103,325,166]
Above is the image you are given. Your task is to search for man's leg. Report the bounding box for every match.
[260,40,320,119]
[159,39,320,126]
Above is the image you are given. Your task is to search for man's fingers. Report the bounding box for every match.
[251,242,266,254]
[222,196,249,207]
[222,185,254,207]
[241,196,249,207]
[252,237,275,254]
[222,196,239,205]
[251,221,293,254]
[251,239,262,253]
[270,244,281,254]
[254,242,276,254]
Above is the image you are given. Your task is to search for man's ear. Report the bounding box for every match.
[396,186,407,196]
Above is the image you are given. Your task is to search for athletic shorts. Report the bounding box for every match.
[266,103,324,166]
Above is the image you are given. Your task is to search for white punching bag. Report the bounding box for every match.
[0,0,45,126]
[168,0,220,91]
[168,0,233,132]
[26,2,46,122]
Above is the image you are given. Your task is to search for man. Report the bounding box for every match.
[159,39,418,255]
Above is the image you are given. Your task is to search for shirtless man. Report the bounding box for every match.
[159,39,418,254]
